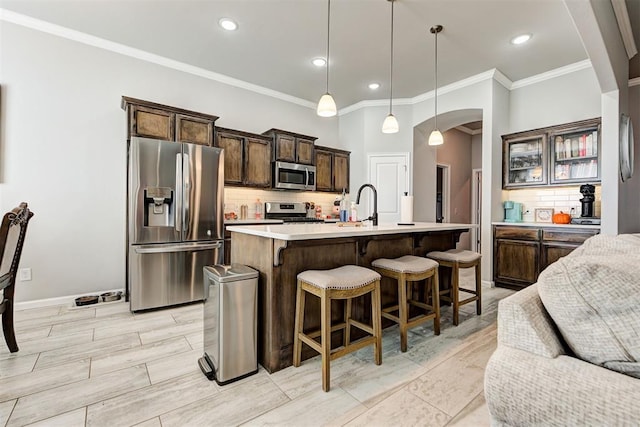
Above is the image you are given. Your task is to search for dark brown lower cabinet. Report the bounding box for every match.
[493,225,599,289]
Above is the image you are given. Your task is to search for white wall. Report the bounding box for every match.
[436,128,472,249]
[1,23,340,303]
[471,133,482,170]
[509,67,601,132]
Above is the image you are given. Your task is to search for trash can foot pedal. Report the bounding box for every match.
[198,356,215,381]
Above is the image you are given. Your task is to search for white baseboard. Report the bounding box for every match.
[15,288,126,311]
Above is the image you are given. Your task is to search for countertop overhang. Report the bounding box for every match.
[226,222,475,241]
[492,221,600,229]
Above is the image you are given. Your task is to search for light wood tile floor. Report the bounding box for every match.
[0,271,514,426]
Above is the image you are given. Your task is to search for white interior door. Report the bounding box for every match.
[368,153,410,224]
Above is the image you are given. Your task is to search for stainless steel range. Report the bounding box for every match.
[264,201,324,223]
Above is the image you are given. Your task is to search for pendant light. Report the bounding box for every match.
[428,25,444,146]
[382,0,399,133]
[317,0,337,117]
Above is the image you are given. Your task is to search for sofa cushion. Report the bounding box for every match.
[537,233,640,378]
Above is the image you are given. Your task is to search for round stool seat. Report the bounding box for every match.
[372,255,438,273]
[297,265,380,290]
[427,249,481,263]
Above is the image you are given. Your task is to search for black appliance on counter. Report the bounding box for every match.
[264,201,324,223]
[571,183,601,225]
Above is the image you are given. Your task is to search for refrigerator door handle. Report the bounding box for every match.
[175,153,183,233]
[183,152,190,235]
[135,241,223,254]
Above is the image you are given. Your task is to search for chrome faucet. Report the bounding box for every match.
[355,184,378,226]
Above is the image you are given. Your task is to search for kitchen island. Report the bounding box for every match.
[227,222,474,373]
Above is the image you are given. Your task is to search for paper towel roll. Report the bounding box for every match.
[400,195,414,224]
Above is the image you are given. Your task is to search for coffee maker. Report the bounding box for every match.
[503,201,523,223]
[571,183,601,225]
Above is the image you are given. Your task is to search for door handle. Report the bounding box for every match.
[175,153,182,232]
[135,241,222,254]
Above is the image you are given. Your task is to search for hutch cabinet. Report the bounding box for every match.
[502,118,601,189]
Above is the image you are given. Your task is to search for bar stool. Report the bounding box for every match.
[293,265,382,392]
[371,255,440,352]
[427,249,481,326]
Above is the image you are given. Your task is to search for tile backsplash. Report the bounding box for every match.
[502,185,601,222]
[224,187,343,219]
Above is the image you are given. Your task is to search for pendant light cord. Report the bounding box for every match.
[326,0,331,94]
[389,0,394,114]
[434,27,438,130]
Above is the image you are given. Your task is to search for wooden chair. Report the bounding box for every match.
[0,203,35,352]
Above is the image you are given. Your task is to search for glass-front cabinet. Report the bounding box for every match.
[503,134,547,188]
[502,118,601,189]
[550,120,600,185]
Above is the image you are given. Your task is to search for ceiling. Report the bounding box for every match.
[0,0,624,111]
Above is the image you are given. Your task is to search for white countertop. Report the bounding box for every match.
[492,221,600,229]
[224,219,284,225]
[226,222,476,241]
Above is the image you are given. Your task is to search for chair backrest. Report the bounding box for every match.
[0,203,34,295]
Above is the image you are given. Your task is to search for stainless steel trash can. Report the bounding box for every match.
[198,264,259,385]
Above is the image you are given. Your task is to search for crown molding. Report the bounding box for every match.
[629,77,640,87]
[455,125,483,135]
[611,0,637,59]
[3,8,595,117]
[0,9,316,110]
[510,59,593,89]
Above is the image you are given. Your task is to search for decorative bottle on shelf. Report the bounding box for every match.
[339,189,348,222]
[255,199,263,219]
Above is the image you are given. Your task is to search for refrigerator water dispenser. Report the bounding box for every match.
[144,187,173,227]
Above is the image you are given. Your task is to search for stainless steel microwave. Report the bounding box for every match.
[273,161,316,191]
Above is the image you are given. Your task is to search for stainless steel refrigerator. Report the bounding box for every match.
[127,136,224,311]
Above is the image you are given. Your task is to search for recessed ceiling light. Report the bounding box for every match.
[312,57,327,67]
[368,83,380,90]
[511,34,531,45]
[219,18,238,31]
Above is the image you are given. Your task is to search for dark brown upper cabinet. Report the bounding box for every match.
[315,145,350,193]
[122,96,218,145]
[502,117,601,189]
[215,127,272,188]
[263,129,317,165]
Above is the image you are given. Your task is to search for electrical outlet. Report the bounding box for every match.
[19,268,32,281]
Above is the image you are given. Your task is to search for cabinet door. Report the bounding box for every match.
[503,134,547,188]
[245,137,272,187]
[541,243,578,271]
[541,228,598,269]
[494,239,540,288]
[176,114,213,146]
[550,120,600,185]
[274,134,296,162]
[130,105,175,141]
[215,132,244,185]
[296,138,315,165]
[333,152,350,193]
[315,149,333,192]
